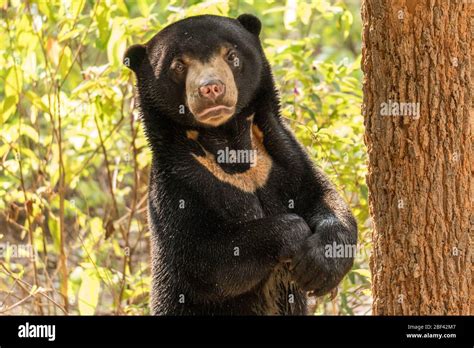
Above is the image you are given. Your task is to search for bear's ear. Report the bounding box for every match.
[123,44,147,73]
[237,14,261,37]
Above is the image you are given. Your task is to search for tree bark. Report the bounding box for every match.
[362,0,472,315]
[470,1,474,314]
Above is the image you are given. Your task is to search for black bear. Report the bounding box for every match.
[124,14,357,315]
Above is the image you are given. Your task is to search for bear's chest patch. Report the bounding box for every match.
[189,124,272,193]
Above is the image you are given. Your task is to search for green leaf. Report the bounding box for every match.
[47,213,61,253]
[136,0,152,17]
[19,125,39,143]
[59,46,74,78]
[107,18,126,67]
[58,27,83,42]
[1,96,18,123]
[24,91,49,113]
[340,10,353,40]
[298,2,312,25]
[95,3,111,49]
[78,270,101,315]
[352,269,371,280]
[69,0,86,19]
[5,67,23,97]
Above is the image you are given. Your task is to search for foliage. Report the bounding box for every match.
[0,0,370,315]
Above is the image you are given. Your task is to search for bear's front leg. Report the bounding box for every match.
[291,169,358,297]
[291,218,356,296]
[185,213,312,302]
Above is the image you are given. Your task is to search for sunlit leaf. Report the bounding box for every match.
[78,270,101,315]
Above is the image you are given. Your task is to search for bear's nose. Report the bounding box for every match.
[199,80,225,101]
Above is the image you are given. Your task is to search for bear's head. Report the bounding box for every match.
[124,14,265,128]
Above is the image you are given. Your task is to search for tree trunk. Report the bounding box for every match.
[362,0,472,315]
[470,1,474,314]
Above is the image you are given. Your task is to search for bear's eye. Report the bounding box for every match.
[227,51,238,62]
[172,60,186,74]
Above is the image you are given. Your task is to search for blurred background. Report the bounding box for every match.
[0,0,370,315]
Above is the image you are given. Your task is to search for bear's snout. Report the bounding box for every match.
[199,79,226,101]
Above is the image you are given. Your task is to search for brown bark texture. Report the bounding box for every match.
[362,0,472,315]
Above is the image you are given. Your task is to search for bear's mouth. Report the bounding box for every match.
[196,105,235,121]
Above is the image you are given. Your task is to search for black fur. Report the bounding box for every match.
[124,14,357,315]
